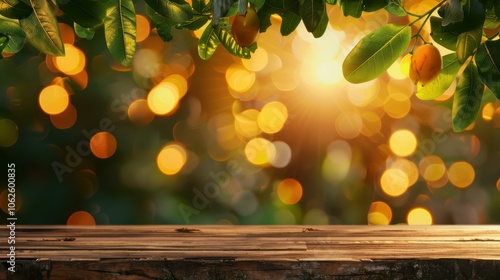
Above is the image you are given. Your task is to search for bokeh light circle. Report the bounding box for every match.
[389,130,417,157]
[0,119,19,147]
[67,211,96,226]
[277,178,303,205]
[39,85,70,115]
[448,161,475,189]
[407,207,433,225]
[90,132,117,159]
[157,144,187,175]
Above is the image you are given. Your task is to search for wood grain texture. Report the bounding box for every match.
[1,225,500,279]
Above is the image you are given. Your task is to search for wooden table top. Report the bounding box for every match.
[2,225,500,279]
[3,225,499,260]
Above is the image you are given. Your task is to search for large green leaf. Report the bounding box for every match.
[312,6,328,38]
[456,29,481,64]
[475,39,500,100]
[145,4,175,42]
[362,0,388,12]
[146,4,175,25]
[74,22,95,40]
[416,53,461,100]
[214,23,254,59]
[104,0,136,66]
[19,0,64,56]
[342,24,411,84]
[0,17,25,53]
[300,0,325,33]
[145,0,192,23]
[157,23,173,42]
[176,15,209,30]
[340,0,362,18]
[56,0,106,28]
[191,0,206,13]
[452,61,484,132]
[258,0,301,36]
[198,23,219,60]
[430,16,459,51]
[438,0,485,33]
[0,0,32,19]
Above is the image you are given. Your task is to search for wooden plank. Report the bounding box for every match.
[1,225,500,279]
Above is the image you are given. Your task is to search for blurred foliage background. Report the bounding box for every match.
[1,1,500,225]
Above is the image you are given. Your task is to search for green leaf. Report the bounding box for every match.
[258,0,301,36]
[0,17,25,53]
[19,0,64,56]
[104,0,136,66]
[452,61,484,132]
[56,0,106,28]
[430,16,459,51]
[192,0,206,13]
[249,0,265,11]
[384,0,406,16]
[439,0,485,33]
[214,23,254,59]
[474,39,500,100]
[456,29,481,64]
[146,4,176,25]
[312,7,328,38]
[176,14,209,30]
[198,23,219,60]
[342,24,411,84]
[146,4,176,42]
[416,53,462,100]
[74,22,95,40]
[340,0,362,18]
[157,23,173,42]
[0,0,32,19]
[460,0,486,32]
[362,0,388,12]
[225,2,239,17]
[145,0,193,24]
[279,12,301,35]
[300,0,325,33]
[326,0,336,4]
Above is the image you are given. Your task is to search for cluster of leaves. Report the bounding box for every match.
[1,0,500,132]
[342,0,500,132]
[0,0,260,65]
[0,0,136,65]
[0,0,405,63]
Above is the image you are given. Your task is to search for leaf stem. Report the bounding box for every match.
[407,0,448,52]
